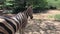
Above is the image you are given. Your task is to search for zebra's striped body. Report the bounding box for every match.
[0,12,27,34]
[0,6,33,34]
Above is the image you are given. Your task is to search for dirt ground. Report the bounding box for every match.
[23,10,60,34]
[1,10,60,34]
[33,10,60,20]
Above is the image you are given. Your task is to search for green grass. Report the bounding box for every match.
[48,15,54,18]
[54,14,60,20]
[48,14,60,20]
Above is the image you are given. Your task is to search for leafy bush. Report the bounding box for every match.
[1,0,60,14]
[47,0,60,9]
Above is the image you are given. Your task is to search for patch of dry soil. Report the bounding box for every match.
[24,19,60,34]
[24,10,60,34]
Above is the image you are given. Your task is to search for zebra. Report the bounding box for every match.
[0,6,33,34]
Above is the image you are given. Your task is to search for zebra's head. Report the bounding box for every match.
[25,6,33,19]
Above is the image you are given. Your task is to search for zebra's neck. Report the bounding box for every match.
[11,12,28,24]
[11,13,24,23]
[23,11,29,18]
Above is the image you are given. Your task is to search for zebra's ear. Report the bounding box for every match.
[26,5,32,12]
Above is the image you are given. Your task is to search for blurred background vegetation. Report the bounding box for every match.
[0,0,60,14]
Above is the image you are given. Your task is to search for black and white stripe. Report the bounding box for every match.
[0,12,27,34]
[0,6,33,34]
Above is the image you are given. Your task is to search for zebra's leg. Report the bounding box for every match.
[22,28,25,34]
[19,18,27,34]
[19,28,21,34]
[19,27,25,34]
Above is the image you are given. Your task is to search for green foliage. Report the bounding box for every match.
[27,0,48,9]
[5,10,13,14]
[1,0,60,13]
[4,0,14,7]
[47,0,60,9]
